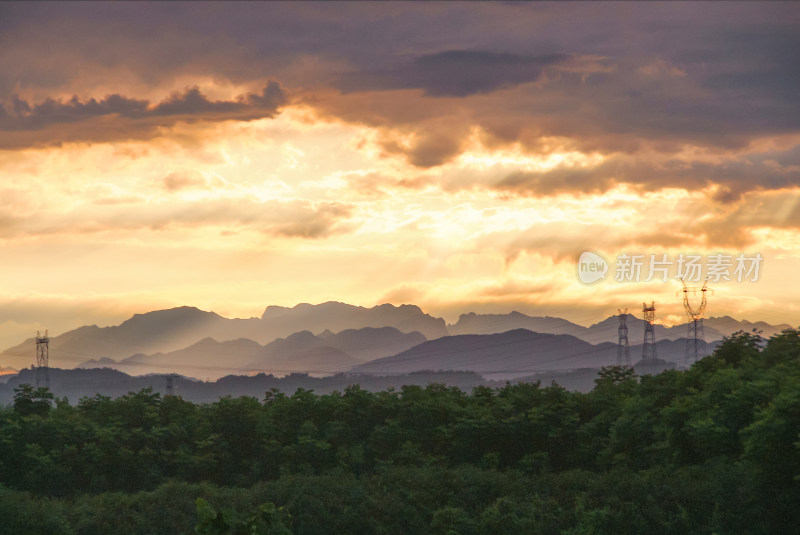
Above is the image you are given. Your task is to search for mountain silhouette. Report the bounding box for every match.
[260,302,447,340]
[447,311,790,346]
[353,329,720,380]
[353,329,617,380]
[1,302,787,376]
[1,302,441,370]
[448,312,582,336]
[76,326,425,379]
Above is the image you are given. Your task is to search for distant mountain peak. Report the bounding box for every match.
[285,330,318,342]
[262,301,356,319]
[259,301,447,340]
[122,306,221,325]
[379,303,423,313]
[134,305,205,316]
[188,337,221,348]
[77,356,119,367]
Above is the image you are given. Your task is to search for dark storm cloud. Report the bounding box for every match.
[313,8,800,188]
[310,22,799,171]
[0,2,474,96]
[678,25,800,101]
[0,94,149,130]
[1,2,798,197]
[151,83,285,117]
[336,50,571,97]
[493,152,800,201]
[0,83,286,131]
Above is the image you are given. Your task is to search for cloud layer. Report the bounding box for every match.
[0,83,286,148]
[0,2,799,343]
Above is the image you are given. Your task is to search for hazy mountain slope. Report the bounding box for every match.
[322,327,427,362]
[629,338,719,366]
[77,326,425,379]
[580,316,726,345]
[0,307,262,370]
[702,316,792,338]
[448,312,582,336]
[1,302,442,370]
[246,327,425,374]
[353,329,721,380]
[447,311,773,345]
[445,311,666,344]
[353,329,618,380]
[265,346,360,374]
[140,337,261,377]
[260,302,447,340]
[3,302,786,374]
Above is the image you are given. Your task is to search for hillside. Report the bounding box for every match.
[353,329,618,380]
[77,326,426,379]
[447,311,789,345]
[0,367,490,405]
[1,303,785,377]
[260,302,447,340]
[354,329,718,380]
[1,303,441,370]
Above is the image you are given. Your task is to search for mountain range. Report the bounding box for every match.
[0,302,787,383]
[76,327,426,379]
[353,329,717,380]
[448,311,789,345]
[0,302,445,371]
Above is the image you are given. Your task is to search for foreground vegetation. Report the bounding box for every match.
[1,330,798,534]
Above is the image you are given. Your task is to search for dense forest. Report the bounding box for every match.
[0,330,798,534]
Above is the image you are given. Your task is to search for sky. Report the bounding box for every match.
[1,1,799,350]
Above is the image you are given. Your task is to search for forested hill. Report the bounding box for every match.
[1,329,799,534]
[0,367,490,405]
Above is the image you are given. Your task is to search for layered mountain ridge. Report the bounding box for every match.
[0,302,445,371]
[0,302,788,380]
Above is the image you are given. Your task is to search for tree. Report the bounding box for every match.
[195,498,292,535]
[13,384,54,417]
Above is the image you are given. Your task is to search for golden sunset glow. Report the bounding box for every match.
[1,2,799,355]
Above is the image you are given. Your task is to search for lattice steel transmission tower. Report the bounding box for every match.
[617,308,631,367]
[681,279,711,363]
[166,374,177,397]
[35,330,50,389]
[642,302,657,369]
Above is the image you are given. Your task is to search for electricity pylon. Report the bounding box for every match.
[680,279,711,363]
[35,330,50,389]
[642,302,657,373]
[617,308,631,367]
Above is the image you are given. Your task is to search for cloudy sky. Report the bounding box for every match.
[1,2,799,349]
